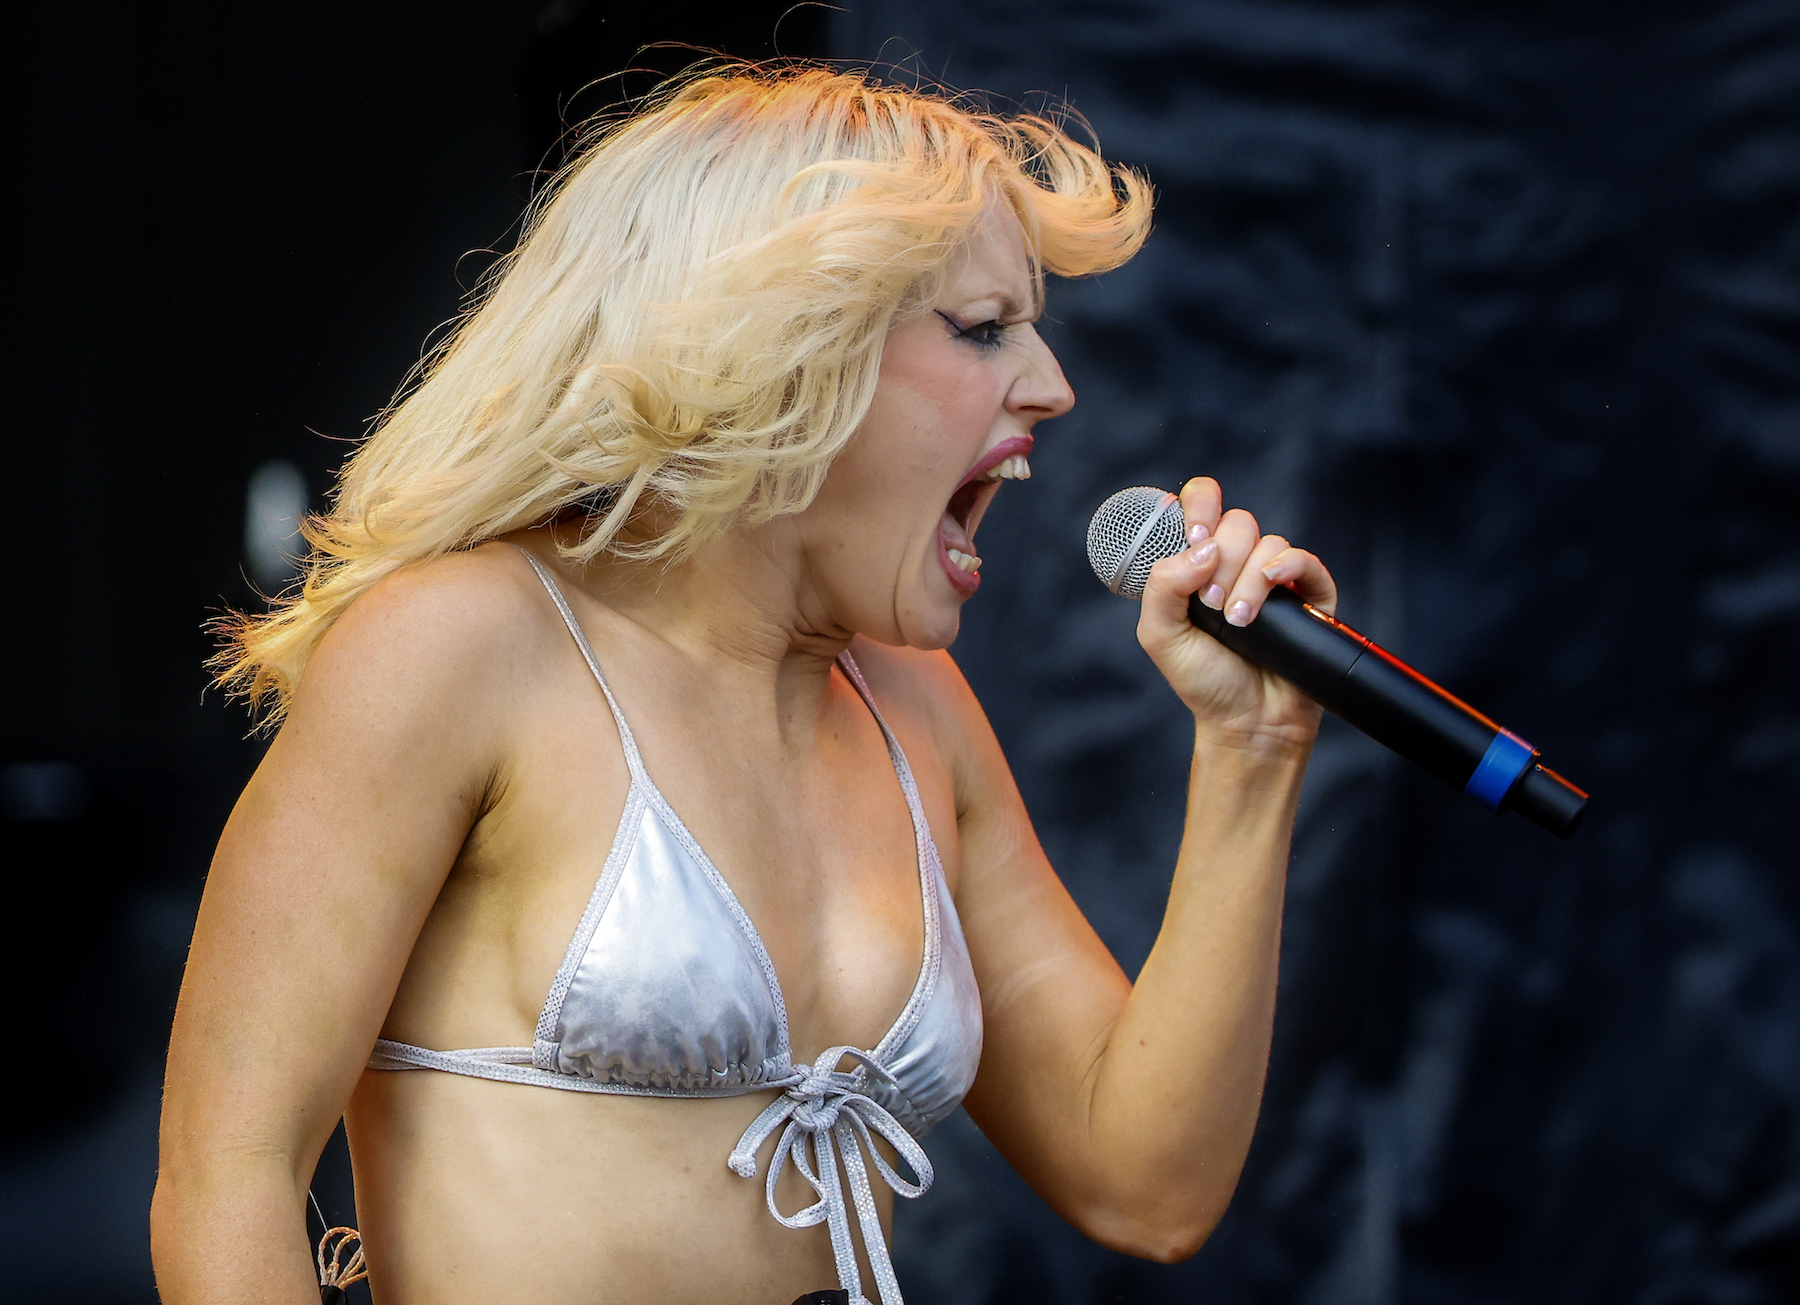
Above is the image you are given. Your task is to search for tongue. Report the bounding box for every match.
[940,510,976,556]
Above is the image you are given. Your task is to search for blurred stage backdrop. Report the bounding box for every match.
[7,2,1797,1301]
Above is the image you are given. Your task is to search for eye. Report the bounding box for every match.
[936,310,1008,352]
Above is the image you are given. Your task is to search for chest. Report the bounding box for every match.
[466,657,962,1060]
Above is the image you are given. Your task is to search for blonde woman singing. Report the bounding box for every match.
[152,67,1337,1305]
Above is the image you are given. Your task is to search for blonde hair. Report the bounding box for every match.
[219,65,1152,721]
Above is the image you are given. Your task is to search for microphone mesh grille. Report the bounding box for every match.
[1087,486,1186,600]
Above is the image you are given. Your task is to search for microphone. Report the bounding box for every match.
[1088,487,1589,838]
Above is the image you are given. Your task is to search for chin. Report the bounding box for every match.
[910,620,961,652]
[892,600,964,652]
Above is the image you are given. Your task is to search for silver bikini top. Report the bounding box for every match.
[369,548,984,1305]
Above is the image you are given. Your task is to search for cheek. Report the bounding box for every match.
[833,387,953,513]
[882,348,997,433]
[804,430,929,574]
[811,342,1002,572]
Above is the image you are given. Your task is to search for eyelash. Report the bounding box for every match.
[936,310,1008,351]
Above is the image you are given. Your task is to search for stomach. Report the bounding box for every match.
[345,1068,893,1304]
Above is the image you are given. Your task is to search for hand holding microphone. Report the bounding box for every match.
[1120,477,1339,742]
[1091,478,1588,838]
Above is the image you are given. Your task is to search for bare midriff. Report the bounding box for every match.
[347,1070,894,1303]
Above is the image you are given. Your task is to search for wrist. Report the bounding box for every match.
[1188,727,1310,812]
[1179,732,1310,870]
[1190,714,1319,766]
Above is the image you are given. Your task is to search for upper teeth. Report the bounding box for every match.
[985,454,1032,480]
[947,548,982,573]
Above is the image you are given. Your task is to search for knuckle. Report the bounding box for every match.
[1220,509,1257,538]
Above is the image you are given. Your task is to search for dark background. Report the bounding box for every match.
[7,1,1796,1301]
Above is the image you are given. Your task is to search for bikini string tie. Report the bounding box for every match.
[728,1047,933,1305]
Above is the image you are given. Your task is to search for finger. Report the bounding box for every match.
[1222,534,1291,627]
[1178,477,1223,546]
[1259,546,1338,616]
[1138,531,1222,633]
[1195,507,1259,611]
[1137,529,1224,612]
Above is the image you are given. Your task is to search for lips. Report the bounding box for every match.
[936,434,1034,595]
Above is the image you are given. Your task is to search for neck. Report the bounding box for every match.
[528,516,852,735]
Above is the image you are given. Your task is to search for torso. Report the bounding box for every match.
[345,539,968,1303]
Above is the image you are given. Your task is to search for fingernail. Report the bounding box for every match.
[1226,600,1252,627]
[1188,538,1217,565]
[1200,584,1225,609]
[1187,522,1211,545]
[1261,560,1288,582]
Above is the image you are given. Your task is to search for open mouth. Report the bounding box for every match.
[937,436,1034,595]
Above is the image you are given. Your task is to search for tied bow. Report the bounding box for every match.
[728,1047,933,1305]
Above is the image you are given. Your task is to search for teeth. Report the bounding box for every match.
[985,454,1032,481]
[946,548,982,573]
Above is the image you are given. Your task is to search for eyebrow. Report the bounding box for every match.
[974,288,1041,322]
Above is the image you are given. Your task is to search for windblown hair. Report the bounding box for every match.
[218,65,1152,722]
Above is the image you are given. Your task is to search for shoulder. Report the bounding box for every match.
[290,541,568,743]
[844,638,1002,805]
[843,638,979,726]
[319,540,550,649]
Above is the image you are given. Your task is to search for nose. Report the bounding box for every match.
[1007,326,1076,423]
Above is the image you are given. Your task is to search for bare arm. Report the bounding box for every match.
[151,555,528,1303]
[950,477,1334,1262]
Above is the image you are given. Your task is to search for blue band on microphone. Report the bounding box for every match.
[1465,729,1537,811]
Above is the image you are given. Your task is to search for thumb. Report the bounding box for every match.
[1136,536,1219,653]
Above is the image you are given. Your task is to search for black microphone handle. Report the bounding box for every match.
[1186,587,1588,838]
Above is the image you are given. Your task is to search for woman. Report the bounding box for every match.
[152,68,1336,1305]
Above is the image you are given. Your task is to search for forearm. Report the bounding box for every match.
[1080,731,1305,1254]
[151,1151,322,1305]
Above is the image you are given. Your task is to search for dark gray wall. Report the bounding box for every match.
[832,4,1800,1303]
[4,2,1795,1302]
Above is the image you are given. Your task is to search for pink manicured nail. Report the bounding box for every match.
[1226,600,1253,626]
[1200,583,1226,609]
[1188,538,1217,565]
[1187,522,1211,545]
[1261,560,1289,582]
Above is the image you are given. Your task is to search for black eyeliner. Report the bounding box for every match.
[935,309,1007,350]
